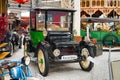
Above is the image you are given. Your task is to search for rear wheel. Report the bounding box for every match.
[8,42,14,57]
[79,46,94,71]
[37,46,49,76]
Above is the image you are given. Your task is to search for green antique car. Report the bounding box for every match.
[81,17,120,47]
[24,7,95,76]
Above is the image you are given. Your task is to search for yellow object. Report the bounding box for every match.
[117,30,120,35]
[0,43,7,48]
[0,52,10,59]
[0,0,7,14]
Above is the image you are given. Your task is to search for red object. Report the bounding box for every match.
[0,16,8,41]
[14,0,29,4]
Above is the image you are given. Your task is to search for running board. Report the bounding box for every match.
[0,43,8,48]
[0,52,10,59]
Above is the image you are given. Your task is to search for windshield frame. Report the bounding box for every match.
[35,10,73,31]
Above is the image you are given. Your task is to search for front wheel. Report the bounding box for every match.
[37,46,49,76]
[79,46,94,71]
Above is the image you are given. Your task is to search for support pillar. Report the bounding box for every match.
[73,0,80,36]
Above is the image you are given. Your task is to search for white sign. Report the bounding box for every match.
[61,55,77,61]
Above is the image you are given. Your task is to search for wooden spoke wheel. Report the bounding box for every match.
[37,46,49,76]
[79,46,94,71]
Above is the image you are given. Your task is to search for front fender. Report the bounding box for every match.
[79,41,95,57]
[36,41,54,58]
[79,41,94,47]
[37,41,50,49]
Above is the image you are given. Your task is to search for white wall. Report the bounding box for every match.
[21,11,30,17]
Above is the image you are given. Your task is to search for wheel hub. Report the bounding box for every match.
[39,59,44,64]
[80,48,90,68]
[81,55,86,61]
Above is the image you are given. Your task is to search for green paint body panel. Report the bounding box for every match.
[81,30,120,42]
[30,30,44,48]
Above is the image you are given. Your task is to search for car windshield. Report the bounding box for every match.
[36,10,72,31]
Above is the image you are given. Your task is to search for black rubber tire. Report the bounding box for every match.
[12,33,19,45]
[79,46,94,71]
[93,45,97,56]
[24,40,35,57]
[19,36,22,49]
[7,42,14,57]
[103,34,119,46]
[23,37,26,45]
[37,45,49,76]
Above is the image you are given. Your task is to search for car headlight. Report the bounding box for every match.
[53,49,60,57]
[22,56,30,66]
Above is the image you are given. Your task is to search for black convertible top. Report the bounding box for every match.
[81,17,120,23]
[33,7,76,12]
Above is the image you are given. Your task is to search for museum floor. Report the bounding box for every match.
[4,47,120,80]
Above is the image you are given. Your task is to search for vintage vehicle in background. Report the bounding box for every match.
[24,7,95,76]
[81,17,120,48]
[0,0,22,59]
[9,19,23,49]
[0,0,13,59]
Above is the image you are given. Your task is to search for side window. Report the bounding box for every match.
[30,10,35,30]
[47,14,53,23]
[36,11,45,30]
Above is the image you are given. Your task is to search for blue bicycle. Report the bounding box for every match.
[0,56,38,80]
